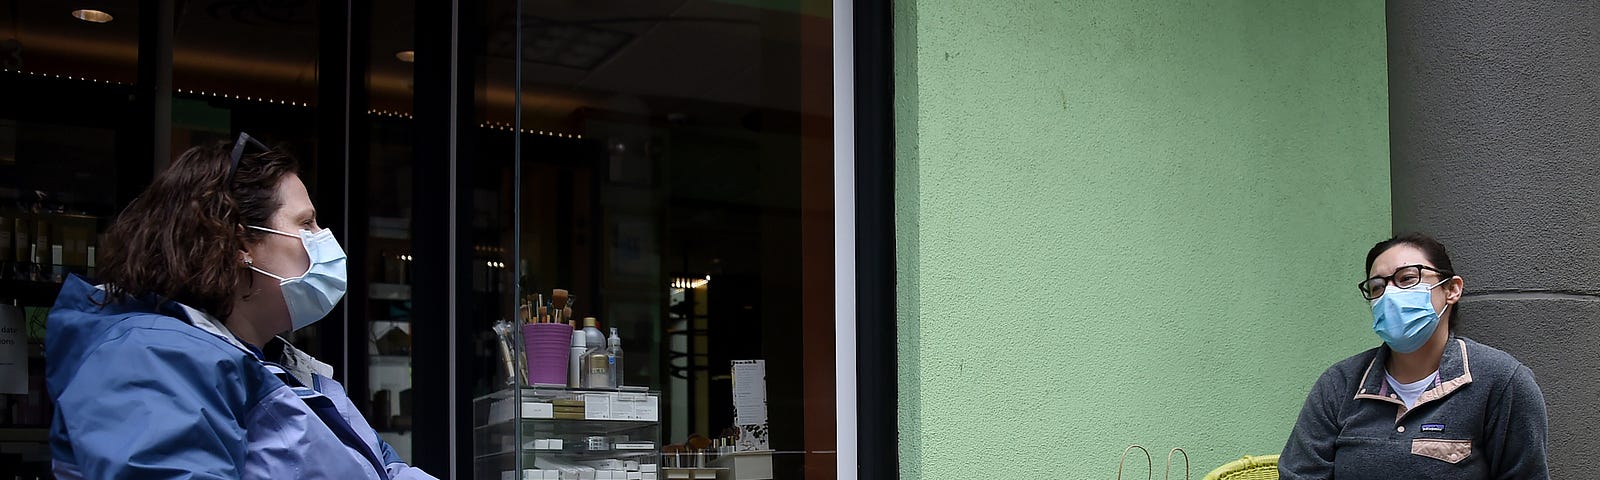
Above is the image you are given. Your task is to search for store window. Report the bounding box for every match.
[0,2,142,476]
[1,1,870,478]
[472,0,839,478]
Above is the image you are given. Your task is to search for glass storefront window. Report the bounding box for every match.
[493,1,838,478]
[1,2,143,476]
[2,2,872,477]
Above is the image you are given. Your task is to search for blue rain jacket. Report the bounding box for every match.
[46,275,435,479]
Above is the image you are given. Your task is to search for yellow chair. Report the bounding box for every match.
[1203,454,1279,480]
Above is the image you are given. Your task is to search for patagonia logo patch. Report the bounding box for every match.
[1421,424,1446,432]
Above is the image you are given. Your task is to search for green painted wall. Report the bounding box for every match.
[895,1,1390,477]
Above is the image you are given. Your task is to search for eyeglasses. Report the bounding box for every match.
[227,132,271,183]
[1358,264,1452,300]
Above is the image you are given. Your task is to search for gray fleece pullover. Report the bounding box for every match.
[1279,336,1548,479]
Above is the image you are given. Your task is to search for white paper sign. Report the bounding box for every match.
[0,305,26,395]
[732,360,769,450]
[732,360,768,425]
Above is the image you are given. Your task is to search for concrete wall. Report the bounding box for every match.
[895,1,1391,477]
[1387,2,1600,477]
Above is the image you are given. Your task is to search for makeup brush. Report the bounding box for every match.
[552,289,569,324]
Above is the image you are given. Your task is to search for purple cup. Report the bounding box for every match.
[522,322,574,386]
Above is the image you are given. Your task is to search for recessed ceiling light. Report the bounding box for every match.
[72,9,113,23]
[395,50,415,63]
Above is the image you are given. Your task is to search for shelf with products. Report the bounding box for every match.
[0,207,103,308]
[1,209,103,271]
[472,388,661,480]
[474,443,660,462]
[0,206,105,479]
[367,338,415,436]
[476,416,661,437]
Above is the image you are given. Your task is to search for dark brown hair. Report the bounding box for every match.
[1365,232,1461,327]
[96,139,300,318]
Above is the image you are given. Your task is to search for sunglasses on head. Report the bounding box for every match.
[227,132,271,183]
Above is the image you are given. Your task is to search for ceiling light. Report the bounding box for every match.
[72,9,113,23]
[395,50,415,63]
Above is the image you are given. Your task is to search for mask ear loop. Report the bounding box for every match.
[242,225,318,282]
[1430,275,1458,322]
[247,224,301,239]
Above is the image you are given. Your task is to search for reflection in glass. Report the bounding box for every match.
[501,1,837,478]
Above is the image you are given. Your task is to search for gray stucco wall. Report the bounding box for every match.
[1387,1,1599,477]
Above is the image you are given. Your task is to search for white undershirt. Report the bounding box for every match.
[1385,371,1439,409]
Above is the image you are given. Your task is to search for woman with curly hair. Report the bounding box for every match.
[45,134,434,479]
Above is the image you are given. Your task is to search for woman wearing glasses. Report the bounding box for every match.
[1279,233,1549,479]
[45,135,435,479]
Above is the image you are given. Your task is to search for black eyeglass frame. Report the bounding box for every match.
[1359,264,1454,300]
[228,132,271,183]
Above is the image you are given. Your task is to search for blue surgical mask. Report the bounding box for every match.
[1370,278,1451,353]
[248,226,348,331]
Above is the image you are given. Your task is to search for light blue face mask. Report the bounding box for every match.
[248,226,348,331]
[1370,279,1452,353]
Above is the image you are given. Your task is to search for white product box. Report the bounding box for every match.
[490,399,556,423]
[711,450,773,480]
[583,393,660,421]
[614,442,655,450]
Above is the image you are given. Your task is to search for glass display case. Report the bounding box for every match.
[474,386,661,480]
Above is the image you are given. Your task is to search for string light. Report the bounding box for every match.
[3,67,128,85]
[4,67,594,138]
[172,86,311,107]
[468,120,583,139]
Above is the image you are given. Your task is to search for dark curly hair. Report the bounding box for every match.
[95,138,300,319]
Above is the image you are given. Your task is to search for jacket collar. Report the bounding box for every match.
[1353,336,1474,418]
[178,304,333,386]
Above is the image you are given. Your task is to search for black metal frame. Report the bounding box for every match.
[854,0,898,478]
[411,0,480,477]
[314,0,372,433]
